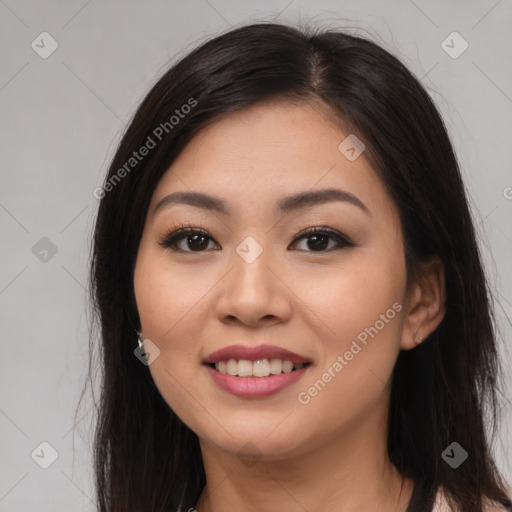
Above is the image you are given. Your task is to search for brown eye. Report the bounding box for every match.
[159,225,353,254]
[290,227,354,252]
[159,228,219,252]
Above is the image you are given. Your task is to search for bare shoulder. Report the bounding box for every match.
[432,487,511,512]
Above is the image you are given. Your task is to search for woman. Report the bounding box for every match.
[86,22,512,511]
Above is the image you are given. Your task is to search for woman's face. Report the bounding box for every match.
[134,100,415,459]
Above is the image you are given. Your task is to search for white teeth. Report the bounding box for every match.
[226,359,238,376]
[237,359,253,377]
[253,359,270,377]
[282,360,294,373]
[269,359,282,374]
[212,358,307,377]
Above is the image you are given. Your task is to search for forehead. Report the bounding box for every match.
[173,99,352,172]
[150,100,397,224]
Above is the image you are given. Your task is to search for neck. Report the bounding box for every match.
[195,411,415,512]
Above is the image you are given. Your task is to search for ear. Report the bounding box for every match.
[400,255,446,350]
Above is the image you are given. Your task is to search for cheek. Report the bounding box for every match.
[299,244,405,342]
[133,246,219,415]
[296,246,405,406]
[134,245,214,343]
[293,302,403,445]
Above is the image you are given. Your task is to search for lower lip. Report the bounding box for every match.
[204,364,310,398]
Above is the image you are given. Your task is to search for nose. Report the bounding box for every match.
[215,243,293,329]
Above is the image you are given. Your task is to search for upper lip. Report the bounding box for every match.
[203,344,311,364]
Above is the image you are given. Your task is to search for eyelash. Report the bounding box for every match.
[158,222,354,254]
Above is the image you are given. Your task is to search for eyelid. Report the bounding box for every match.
[159,221,209,240]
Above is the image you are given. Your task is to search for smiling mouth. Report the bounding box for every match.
[206,359,312,378]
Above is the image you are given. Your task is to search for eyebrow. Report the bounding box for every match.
[152,188,371,218]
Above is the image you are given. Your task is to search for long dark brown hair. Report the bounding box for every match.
[81,22,512,511]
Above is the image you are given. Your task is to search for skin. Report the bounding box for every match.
[133,99,446,512]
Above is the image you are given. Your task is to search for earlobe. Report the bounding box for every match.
[400,255,446,351]
[413,332,424,346]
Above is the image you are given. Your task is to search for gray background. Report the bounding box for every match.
[1,0,511,510]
